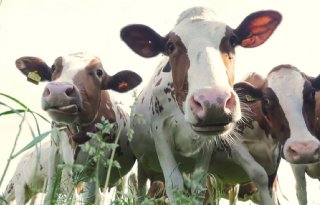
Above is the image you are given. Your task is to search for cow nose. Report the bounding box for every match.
[287,142,320,163]
[43,83,76,98]
[189,88,238,123]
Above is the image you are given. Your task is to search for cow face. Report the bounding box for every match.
[15,53,142,125]
[121,7,281,136]
[308,75,320,138]
[235,65,320,164]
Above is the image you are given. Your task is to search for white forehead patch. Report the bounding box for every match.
[176,6,217,25]
[56,52,97,83]
[267,68,308,137]
[173,7,229,91]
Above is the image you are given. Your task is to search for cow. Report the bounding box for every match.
[14,52,142,204]
[225,65,320,204]
[289,79,320,205]
[120,6,282,204]
[136,65,320,205]
[0,141,81,205]
[1,142,51,205]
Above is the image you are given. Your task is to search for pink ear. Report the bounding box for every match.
[235,10,282,48]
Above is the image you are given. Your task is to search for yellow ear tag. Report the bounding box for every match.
[27,71,41,85]
[245,95,256,102]
[118,81,128,90]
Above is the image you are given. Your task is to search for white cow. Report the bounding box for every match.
[120,6,282,204]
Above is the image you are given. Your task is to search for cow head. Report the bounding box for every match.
[15,53,142,125]
[120,7,281,136]
[235,65,320,164]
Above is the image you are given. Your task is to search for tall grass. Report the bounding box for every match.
[0,93,51,189]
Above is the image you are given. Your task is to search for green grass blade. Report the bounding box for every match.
[0,112,26,187]
[0,93,28,109]
[10,130,51,159]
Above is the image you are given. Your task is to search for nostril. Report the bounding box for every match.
[190,96,203,112]
[225,92,236,113]
[43,88,50,97]
[288,145,298,157]
[65,87,75,97]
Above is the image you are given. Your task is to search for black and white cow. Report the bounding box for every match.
[120,6,281,204]
[14,52,142,203]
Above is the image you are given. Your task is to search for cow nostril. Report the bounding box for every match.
[43,88,50,97]
[190,96,203,112]
[225,92,236,113]
[65,87,75,97]
[288,145,298,157]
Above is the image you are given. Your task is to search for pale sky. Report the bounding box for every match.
[0,0,320,204]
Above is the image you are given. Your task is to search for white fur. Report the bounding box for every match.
[57,52,99,84]
[0,141,74,205]
[268,68,320,161]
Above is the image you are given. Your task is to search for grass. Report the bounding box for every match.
[0,93,222,205]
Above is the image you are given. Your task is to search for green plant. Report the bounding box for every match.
[0,93,50,189]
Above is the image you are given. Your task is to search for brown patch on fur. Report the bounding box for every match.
[51,56,63,80]
[166,33,190,111]
[313,92,320,138]
[219,27,236,86]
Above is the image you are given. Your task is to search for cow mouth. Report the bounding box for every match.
[47,104,80,115]
[191,122,234,135]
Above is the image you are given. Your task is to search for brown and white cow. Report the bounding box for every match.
[289,79,320,205]
[120,6,281,204]
[1,142,51,205]
[0,141,81,205]
[227,65,320,204]
[14,52,142,203]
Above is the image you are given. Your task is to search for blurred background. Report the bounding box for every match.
[0,0,320,204]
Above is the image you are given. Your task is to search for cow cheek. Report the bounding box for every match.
[78,78,101,123]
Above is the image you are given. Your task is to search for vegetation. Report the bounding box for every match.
[0,93,220,205]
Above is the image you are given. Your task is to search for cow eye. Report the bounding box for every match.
[229,35,239,47]
[96,69,103,78]
[166,42,176,54]
[263,97,270,106]
[51,65,56,72]
[305,88,316,102]
[311,89,316,98]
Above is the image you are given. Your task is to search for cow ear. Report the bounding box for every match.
[120,24,166,58]
[234,10,282,48]
[234,82,263,103]
[102,70,142,92]
[15,57,52,84]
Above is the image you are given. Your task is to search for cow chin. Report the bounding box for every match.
[191,121,236,137]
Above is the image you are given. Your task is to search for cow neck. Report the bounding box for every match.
[69,99,101,144]
[71,91,116,144]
